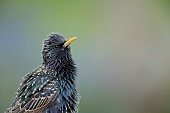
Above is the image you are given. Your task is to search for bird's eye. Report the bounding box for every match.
[55,45,59,48]
[55,43,64,49]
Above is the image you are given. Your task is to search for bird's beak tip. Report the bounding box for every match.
[63,37,77,48]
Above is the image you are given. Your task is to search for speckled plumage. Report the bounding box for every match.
[5,33,80,113]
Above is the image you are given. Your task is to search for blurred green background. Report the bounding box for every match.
[0,0,170,113]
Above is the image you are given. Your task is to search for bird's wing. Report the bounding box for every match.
[6,73,58,113]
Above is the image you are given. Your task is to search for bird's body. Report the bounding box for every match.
[5,33,80,113]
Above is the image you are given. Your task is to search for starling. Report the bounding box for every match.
[5,33,80,113]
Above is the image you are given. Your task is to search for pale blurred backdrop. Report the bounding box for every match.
[0,0,170,113]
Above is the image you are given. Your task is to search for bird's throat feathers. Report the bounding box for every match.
[42,49,77,81]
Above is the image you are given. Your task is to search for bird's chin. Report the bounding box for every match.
[60,48,65,51]
[65,46,71,51]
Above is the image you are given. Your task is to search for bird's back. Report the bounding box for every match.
[5,65,80,113]
[5,66,59,113]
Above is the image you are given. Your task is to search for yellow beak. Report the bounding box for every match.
[63,37,77,48]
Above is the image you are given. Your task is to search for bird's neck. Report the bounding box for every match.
[43,55,77,88]
[56,58,77,88]
[43,54,78,112]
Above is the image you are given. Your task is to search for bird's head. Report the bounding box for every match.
[42,32,77,70]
